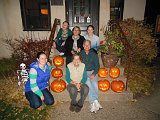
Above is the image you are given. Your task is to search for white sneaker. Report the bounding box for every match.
[59,52,64,56]
[94,100,103,110]
[90,103,97,113]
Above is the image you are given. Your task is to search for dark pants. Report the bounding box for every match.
[55,39,65,53]
[25,88,54,109]
[67,84,89,107]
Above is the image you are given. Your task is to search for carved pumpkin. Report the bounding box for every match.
[111,80,125,93]
[51,68,63,78]
[98,68,108,78]
[51,79,66,92]
[53,56,64,67]
[109,67,120,78]
[98,79,110,92]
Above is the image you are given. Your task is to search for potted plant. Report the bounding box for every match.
[99,29,125,68]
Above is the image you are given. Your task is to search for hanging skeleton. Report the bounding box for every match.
[17,63,29,94]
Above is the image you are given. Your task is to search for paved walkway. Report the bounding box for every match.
[50,73,160,120]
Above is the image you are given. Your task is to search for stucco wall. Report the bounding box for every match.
[0,0,65,58]
[123,0,146,20]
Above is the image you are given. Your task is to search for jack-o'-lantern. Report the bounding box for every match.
[53,56,64,67]
[98,79,110,92]
[51,68,63,78]
[111,80,125,93]
[109,67,120,78]
[98,68,108,78]
[51,79,66,92]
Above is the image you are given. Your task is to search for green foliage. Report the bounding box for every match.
[99,30,125,57]
[120,18,158,95]
[0,100,51,120]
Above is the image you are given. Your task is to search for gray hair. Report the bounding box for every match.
[83,39,91,45]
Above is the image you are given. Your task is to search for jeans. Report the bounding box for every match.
[25,88,54,109]
[67,84,89,107]
[86,71,99,104]
[56,38,65,53]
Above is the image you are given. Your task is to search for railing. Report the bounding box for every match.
[45,18,61,60]
[108,20,131,90]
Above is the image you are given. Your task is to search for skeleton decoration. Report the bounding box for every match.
[17,63,29,94]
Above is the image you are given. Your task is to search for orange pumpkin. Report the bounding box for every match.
[109,67,120,78]
[53,56,64,67]
[51,68,63,78]
[98,79,110,92]
[98,68,108,78]
[111,80,125,93]
[51,79,66,92]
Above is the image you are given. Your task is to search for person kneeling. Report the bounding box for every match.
[25,52,54,110]
[66,54,89,112]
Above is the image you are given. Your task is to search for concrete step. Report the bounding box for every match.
[50,88,133,102]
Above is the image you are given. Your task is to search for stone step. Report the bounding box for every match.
[50,88,133,102]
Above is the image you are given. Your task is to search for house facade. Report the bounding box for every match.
[0,0,146,58]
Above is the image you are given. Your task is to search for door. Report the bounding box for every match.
[65,0,99,36]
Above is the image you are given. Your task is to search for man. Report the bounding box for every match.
[80,40,102,113]
[66,54,89,112]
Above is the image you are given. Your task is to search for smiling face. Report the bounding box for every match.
[62,22,69,30]
[73,55,81,67]
[37,54,47,67]
[87,26,94,35]
[83,40,91,52]
[73,27,80,36]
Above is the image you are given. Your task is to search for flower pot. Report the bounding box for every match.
[101,53,119,68]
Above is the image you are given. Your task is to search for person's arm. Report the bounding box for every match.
[92,53,100,75]
[29,68,43,97]
[66,67,71,84]
[81,67,87,84]
[55,28,62,40]
[96,37,100,50]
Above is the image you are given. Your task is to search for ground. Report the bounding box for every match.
[50,75,160,120]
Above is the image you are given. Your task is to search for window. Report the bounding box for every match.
[110,0,124,20]
[20,0,51,31]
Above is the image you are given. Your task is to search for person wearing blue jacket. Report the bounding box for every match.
[25,52,54,110]
[66,54,89,112]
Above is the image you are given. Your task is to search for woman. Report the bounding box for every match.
[53,21,72,56]
[84,25,100,52]
[25,52,54,110]
[65,26,85,65]
[66,54,89,112]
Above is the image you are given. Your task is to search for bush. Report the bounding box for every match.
[3,37,48,68]
[119,18,158,95]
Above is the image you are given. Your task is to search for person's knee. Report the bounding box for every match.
[46,97,54,105]
[31,101,42,109]
[82,84,89,94]
[67,84,77,94]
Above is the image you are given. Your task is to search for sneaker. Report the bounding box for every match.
[59,52,64,56]
[94,100,102,111]
[90,103,97,113]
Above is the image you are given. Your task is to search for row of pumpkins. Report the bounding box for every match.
[50,56,125,93]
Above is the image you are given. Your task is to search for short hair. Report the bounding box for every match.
[72,53,82,62]
[72,26,81,35]
[37,51,46,59]
[87,25,94,30]
[63,21,69,26]
[83,39,91,46]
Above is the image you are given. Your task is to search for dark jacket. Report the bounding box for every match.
[80,49,100,75]
[64,35,85,56]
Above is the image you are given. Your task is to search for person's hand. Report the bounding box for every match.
[76,83,81,92]
[61,41,65,46]
[40,96,44,101]
[71,50,75,55]
[47,62,51,66]
[90,74,95,80]
[71,80,76,85]
[77,48,81,53]
[53,42,56,48]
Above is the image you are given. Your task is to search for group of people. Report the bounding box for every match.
[25,21,102,113]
